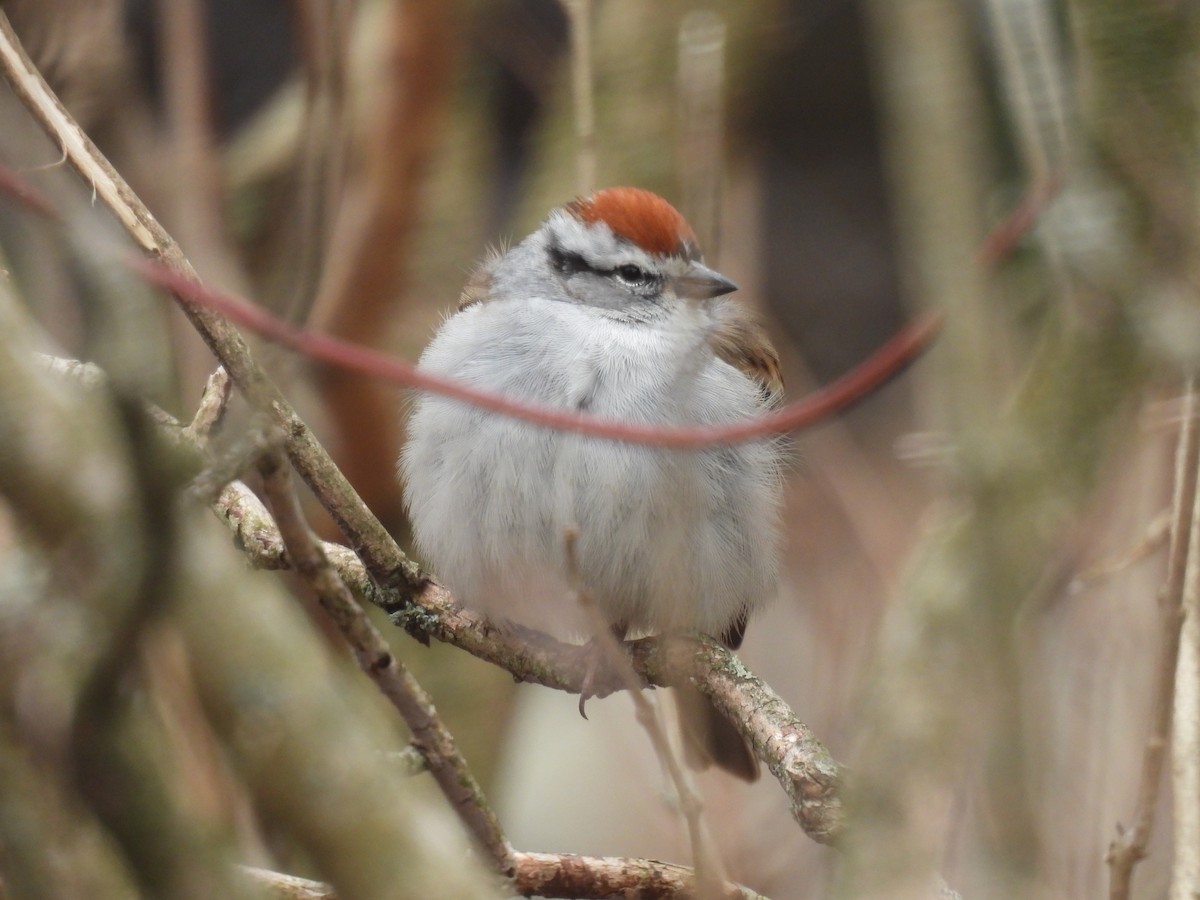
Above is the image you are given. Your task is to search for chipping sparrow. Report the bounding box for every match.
[401,187,783,779]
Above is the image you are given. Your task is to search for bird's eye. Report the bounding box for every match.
[614,264,652,287]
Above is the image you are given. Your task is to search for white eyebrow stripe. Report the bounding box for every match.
[546,212,664,271]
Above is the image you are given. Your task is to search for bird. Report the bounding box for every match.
[400,187,784,779]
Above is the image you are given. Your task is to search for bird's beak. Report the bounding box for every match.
[672,262,738,300]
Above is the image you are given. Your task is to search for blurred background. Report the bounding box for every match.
[0,0,1194,898]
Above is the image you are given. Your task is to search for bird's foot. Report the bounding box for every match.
[576,623,629,718]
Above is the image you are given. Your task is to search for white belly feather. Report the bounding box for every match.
[400,297,781,639]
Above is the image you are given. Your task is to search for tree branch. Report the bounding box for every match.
[1107,380,1200,898]
[245,852,771,900]
[255,451,516,877]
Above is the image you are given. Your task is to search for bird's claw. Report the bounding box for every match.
[577,633,620,719]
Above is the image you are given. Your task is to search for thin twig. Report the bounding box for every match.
[0,12,159,250]
[1107,379,1200,898]
[975,176,1062,268]
[1173,396,1200,898]
[255,452,516,878]
[244,851,770,900]
[185,419,285,506]
[564,530,728,896]
[184,367,231,445]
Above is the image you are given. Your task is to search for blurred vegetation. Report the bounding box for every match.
[1,0,1200,898]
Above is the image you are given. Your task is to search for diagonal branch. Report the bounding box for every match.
[255,451,516,877]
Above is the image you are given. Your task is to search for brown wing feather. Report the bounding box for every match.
[457,265,494,310]
[708,303,784,407]
[457,245,509,311]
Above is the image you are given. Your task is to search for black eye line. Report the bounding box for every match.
[548,246,590,276]
[548,245,662,291]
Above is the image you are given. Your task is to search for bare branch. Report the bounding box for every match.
[255,452,516,877]
[243,866,336,900]
[244,852,772,900]
[514,851,767,900]
[1173,393,1200,897]
[1108,380,1200,897]
[185,367,232,444]
[631,636,844,843]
